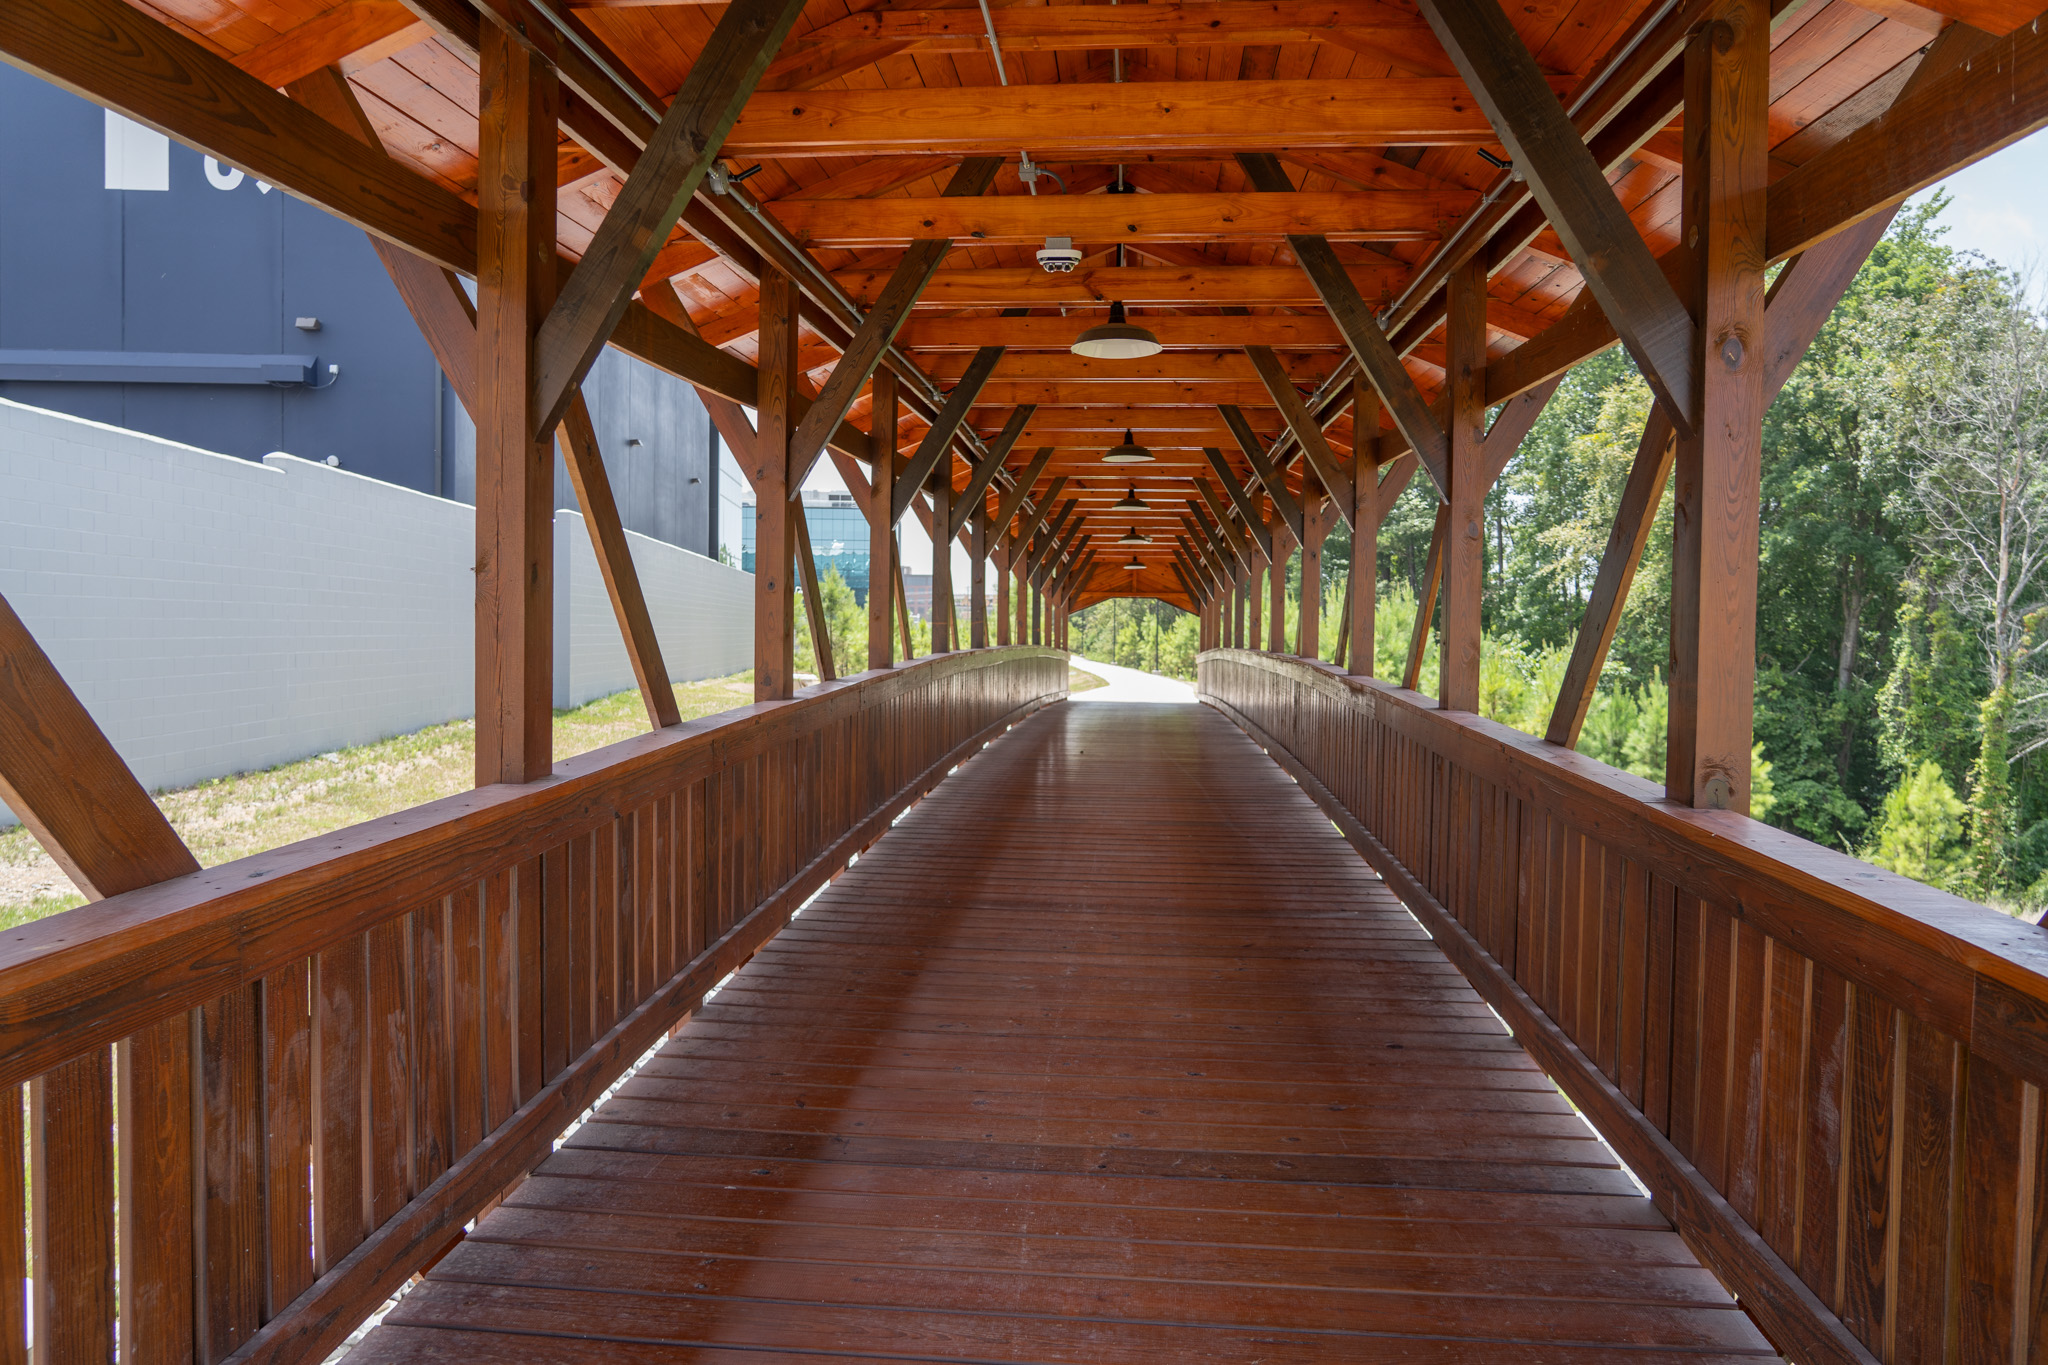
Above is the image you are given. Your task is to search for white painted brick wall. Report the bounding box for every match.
[0,398,751,826]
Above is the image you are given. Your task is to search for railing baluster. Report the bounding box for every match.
[312,940,367,1273]
[198,984,262,1361]
[30,1051,114,1363]
[410,903,452,1191]
[364,917,413,1227]
[260,962,314,1319]
[118,1015,193,1365]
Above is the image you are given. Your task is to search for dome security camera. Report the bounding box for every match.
[1036,237,1083,273]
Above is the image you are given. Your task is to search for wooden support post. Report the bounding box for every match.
[475,27,558,785]
[1439,257,1488,712]
[1668,0,1767,813]
[867,369,898,669]
[995,542,1011,646]
[1404,504,1448,692]
[1351,381,1382,675]
[970,513,989,648]
[794,511,835,682]
[1012,542,1028,646]
[930,463,954,651]
[752,267,800,700]
[1299,497,1337,659]
[302,58,684,736]
[1249,551,1265,650]
[1269,513,1295,653]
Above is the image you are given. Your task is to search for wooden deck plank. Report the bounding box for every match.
[353,701,1775,1361]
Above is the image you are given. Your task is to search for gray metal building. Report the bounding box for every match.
[0,65,726,558]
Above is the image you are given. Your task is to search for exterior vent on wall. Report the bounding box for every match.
[0,351,319,386]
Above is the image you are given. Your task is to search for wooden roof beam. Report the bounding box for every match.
[1218,404,1305,542]
[1766,16,2044,262]
[1007,476,1070,562]
[987,447,1057,541]
[1236,152,1449,499]
[1192,481,1259,569]
[1026,501,1082,582]
[1034,522,1088,590]
[894,347,1003,522]
[531,0,810,436]
[901,315,1352,351]
[930,351,1334,385]
[1416,0,1696,435]
[724,78,1561,158]
[789,155,1002,489]
[0,0,478,272]
[770,1,1447,65]
[771,191,1477,248]
[950,408,1036,539]
[234,0,426,88]
[1199,448,1275,562]
[1247,346,1358,529]
[838,264,1404,309]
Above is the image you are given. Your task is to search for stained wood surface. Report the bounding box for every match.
[357,701,1770,1363]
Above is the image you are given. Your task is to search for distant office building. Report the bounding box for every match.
[0,67,727,558]
[741,491,874,602]
[903,574,931,624]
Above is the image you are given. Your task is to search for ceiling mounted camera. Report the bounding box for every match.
[1036,236,1083,273]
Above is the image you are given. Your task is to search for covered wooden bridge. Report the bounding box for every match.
[1,0,2047,1359]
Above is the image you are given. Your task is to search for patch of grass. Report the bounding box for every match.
[0,673,759,927]
[1068,665,1109,693]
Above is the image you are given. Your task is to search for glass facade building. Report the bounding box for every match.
[741,491,874,604]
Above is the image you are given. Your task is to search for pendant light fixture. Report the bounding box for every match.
[1101,429,1154,465]
[1071,301,1162,359]
[1116,526,1151,545]
[1122,557,1146,572]
[1111,485,1149,511]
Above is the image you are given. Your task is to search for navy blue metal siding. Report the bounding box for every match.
[0,67,721,557]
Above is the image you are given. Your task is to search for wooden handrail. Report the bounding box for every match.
[3,647,1066,1365]
[1199,648,2048,1365]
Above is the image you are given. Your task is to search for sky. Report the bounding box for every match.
[722,130,2048,578]
[1908,131,2048,270]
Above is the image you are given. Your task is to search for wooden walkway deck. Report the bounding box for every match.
[355,700,1774,1364]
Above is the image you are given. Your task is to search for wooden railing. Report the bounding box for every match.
[1201,648,2048,1365]
[0,646,1065,1365]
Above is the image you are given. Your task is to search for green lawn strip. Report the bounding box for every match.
[0,673,757,929]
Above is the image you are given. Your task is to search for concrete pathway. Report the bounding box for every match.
[1069,656,1196,704]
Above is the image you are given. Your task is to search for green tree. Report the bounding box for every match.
[794,568,866,678]
[1865,761,1973,892]
[1878,577,1982,785]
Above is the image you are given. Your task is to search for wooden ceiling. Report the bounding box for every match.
[103,0,2048,609]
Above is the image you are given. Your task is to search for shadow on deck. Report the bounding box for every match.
[357,701,1772,1363]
